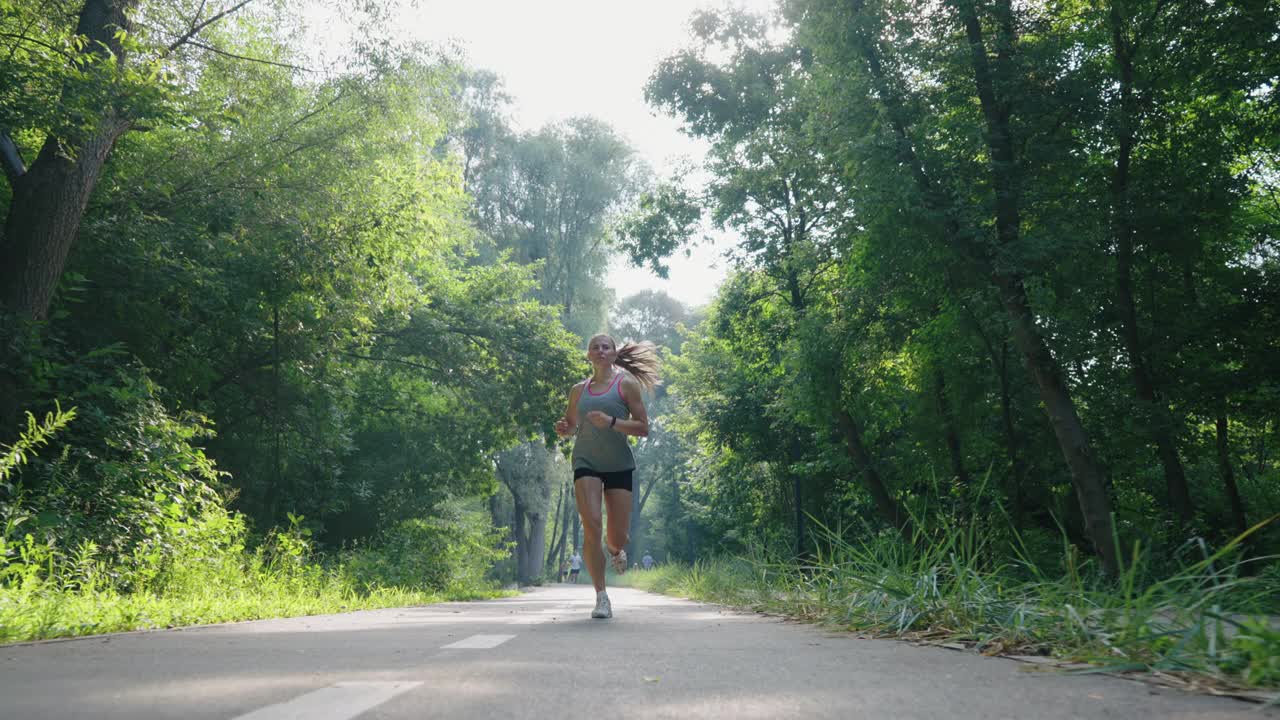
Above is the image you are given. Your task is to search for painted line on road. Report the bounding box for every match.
[229,681,421,720]
[441,633,516,649]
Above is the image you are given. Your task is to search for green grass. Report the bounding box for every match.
[0,510,514,644]
[0,575,510,644]
[622,523,1280,696]
[2,558,517,640]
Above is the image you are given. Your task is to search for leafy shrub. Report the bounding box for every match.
[1224,616,1280,686]
[3,370,231,592]
[0,404,512,643]
[343,508,509,594]
[2,406,72,592]
[153,507,252,596]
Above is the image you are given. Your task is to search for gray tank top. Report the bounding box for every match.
[571,372,635,472]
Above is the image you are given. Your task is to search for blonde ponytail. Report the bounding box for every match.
[614,340,662,391]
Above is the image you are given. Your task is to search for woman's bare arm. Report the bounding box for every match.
[612,376,649,437]
[554,382,584,438]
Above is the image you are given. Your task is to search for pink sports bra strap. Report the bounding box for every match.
[585,372,623,397]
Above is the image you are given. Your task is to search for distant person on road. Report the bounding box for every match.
[569,549,582,583]
[554,334,660,619]
[642,551,654,570]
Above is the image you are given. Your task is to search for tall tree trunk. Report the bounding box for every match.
[956,0,1119,575]
[638,470,662,513]
[850,0,1117,573]
[545,480,565,571]
[509,489,547,585]
[934,369,971,505]
[995,343,1027,528]
[782,265,814,559]
[1216,409,1248,539]
[556,479,571,577]
[1108,4,1194,525]
[512,497,527,582]
[523,510,546,583]
[679,477,698,563]
[669,476,692,563]
[955,294,1027,527]
[626,474,641,567]
[837,409,914,543]
[991,271,1118,575]
[572,502,581,554]
[272,303,283,515]
[0,0,138,319]
[1261,424,1269,476]
[793,471,805,558]
[631,469,668,562]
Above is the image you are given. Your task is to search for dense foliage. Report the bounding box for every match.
[628,1,1280,580]
[0,0,621,612]
[1,0,1277,676]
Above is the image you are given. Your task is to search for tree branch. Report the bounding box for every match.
[0,31,76,60]
[341,351,446,377]
[185,40,313,72]
[166,0,254,53]
[0,131,26,184]
[638,470,664,514]
[798,257,839,299]
[193,0,209,28]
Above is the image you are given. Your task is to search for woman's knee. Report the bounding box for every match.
[578,515,603,539]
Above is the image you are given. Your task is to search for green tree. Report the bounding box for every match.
[0,0,256,320]
[4,6,584,553]
[456,74,648,570]
[638,9,912,553]
[787,0,1124,572]
[611,290,690,354]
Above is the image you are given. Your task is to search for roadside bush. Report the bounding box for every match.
[0,406,513,643]
[8,371,228,592]
[343,509,509,595]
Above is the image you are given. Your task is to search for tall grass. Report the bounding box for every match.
[626,518,1280,692]
[0,509,513,644]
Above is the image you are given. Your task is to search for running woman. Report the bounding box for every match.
[553,334,660,619]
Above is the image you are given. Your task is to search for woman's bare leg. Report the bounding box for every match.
[604,488,633,559]
[574,477,607,592]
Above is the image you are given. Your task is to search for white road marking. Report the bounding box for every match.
[441,633,516,649]
[229,681,421,720]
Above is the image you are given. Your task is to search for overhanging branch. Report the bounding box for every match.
[0,31,76,60]
[165,0,254,53]
[186,40,314,72]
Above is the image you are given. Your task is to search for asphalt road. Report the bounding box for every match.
[1,584,1271,719]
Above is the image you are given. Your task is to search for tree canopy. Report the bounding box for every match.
[1,0,1277,597]
[631,0,1280,574]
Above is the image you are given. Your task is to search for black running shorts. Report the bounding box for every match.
[573,467,633,492]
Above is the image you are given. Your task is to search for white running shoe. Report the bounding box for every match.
[591,593,612,619]
[610,548,628,574]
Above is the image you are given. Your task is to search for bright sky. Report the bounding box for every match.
[304,0,777,308]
